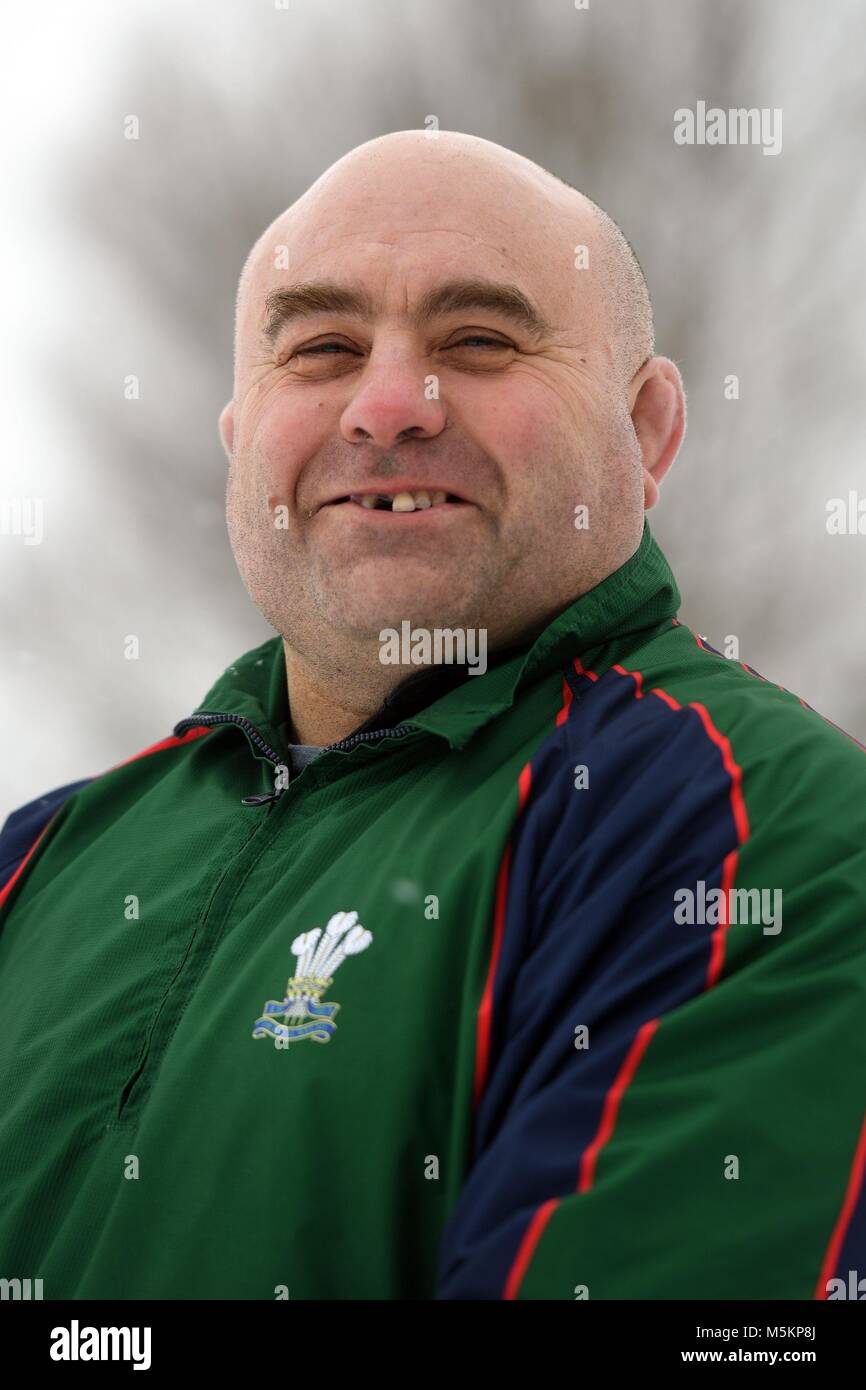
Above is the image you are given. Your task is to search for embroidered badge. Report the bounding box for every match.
[252,910,372,1045]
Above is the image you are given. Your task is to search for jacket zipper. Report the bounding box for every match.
[173,712,418,806]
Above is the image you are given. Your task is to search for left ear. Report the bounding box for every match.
[628,357,686,509]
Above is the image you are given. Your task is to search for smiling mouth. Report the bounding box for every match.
[326,490,468,513]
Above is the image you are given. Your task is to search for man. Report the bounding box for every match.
[1,131,864,1301]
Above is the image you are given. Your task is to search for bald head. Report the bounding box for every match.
[234,130,653,389]
[542,168,655,384]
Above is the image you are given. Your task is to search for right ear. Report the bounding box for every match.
[218,400,234,460]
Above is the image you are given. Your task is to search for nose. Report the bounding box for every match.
[339,346,446,448]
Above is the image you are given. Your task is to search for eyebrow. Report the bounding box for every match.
[261,277,552,345]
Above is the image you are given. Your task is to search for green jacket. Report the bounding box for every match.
[1,521,865,1300]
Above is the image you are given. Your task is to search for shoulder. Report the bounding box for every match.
[577,621,866,899]
[627,621,866,787]
[0,779,94,892]
[523,619,866,869]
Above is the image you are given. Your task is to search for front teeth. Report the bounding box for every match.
[352,490,451,511]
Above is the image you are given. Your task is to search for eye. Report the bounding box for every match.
[295,341,359,356]
[447,335,513,350]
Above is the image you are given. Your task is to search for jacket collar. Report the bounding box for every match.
[184,519,680,755]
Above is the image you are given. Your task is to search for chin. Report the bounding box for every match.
[322,568,474,630]
[332,592,474,638]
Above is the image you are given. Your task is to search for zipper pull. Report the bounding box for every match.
[241,789,285,807]
[242,754,292,807]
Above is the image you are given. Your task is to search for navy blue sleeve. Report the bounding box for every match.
[0,779,93,893]
[435,666,741,1299]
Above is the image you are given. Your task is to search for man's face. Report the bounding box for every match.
[224,136,646,664]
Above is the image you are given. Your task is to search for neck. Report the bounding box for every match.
[281,647,369,746]
[281,630,534,747]
[283,639,439,746]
